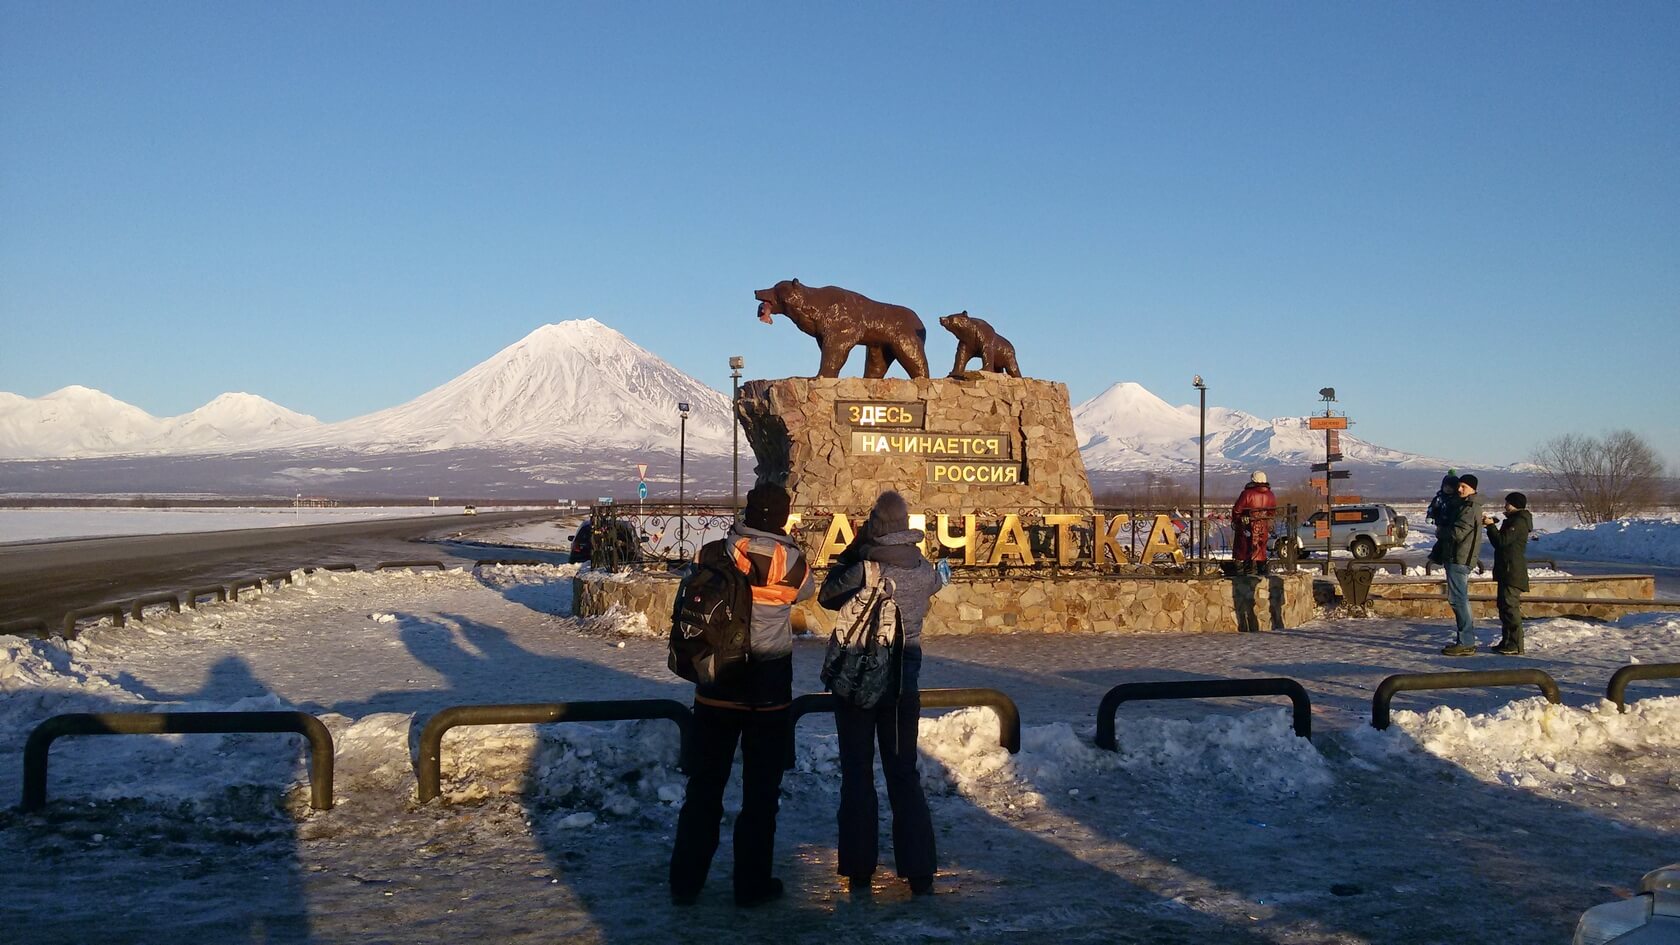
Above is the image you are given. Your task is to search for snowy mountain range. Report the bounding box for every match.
[1,319,1478,496]
[0,387,319,460]
[1072,382,1449,474]
[0,320,732,461]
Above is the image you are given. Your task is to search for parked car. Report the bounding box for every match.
[1273,503,1408,560]
[568,519,644,565]
[1573,862,1680,944]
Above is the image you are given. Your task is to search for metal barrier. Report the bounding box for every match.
[0,618,52,640]
[474,558,548,568]
[308,563,359,573]
[263,571,294,587]
[784,687,1022,769]
[375,559,448,571]
[228,578,264,601]
[63,604,126,639]
[1371,670,1561,730]
[22,711,335,812]
[416,699,693,803]
[1606,663,1680,712]
[129,592,182,621]
[1095,678,1312,750]
[185,585,228,608]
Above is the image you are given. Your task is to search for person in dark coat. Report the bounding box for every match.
[670,482,813,908]
[1430,473,1483,655]
[818,490,943,897]
[1485,491,1533,654]
[1230,471,1277,574]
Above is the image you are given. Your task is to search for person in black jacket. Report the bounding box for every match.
[819,490,944,897]
[669,482,813,908]
[1485,492,1533,655]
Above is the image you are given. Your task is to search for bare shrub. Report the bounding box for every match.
[1532,430,1666,524]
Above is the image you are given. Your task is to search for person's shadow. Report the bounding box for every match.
[0,653,313,944]
[910,642,1678,943]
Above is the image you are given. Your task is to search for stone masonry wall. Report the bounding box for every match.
[576,569,1317,636]
[736,375,1093,511]
[1365,574,1656,621]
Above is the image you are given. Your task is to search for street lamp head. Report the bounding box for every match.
[677,401,690,418]
[1192,375,1204,389]
[729,355,744,371]
[1319,387,1337,402]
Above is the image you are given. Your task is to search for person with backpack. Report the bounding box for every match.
[669,482,812,908]
[1485,491,1533,655]
[818,490,944,897]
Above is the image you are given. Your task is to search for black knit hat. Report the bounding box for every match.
[743,482,792,532]
[1458,473,1479,491]
[1506,492,1527,510]
[866,490,910,536]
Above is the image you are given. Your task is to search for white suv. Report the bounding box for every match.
[1273,504,1408,560]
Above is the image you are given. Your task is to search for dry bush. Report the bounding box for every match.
[1532,430,1666,524]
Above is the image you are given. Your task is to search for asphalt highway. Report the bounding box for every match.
[0,510,569,628]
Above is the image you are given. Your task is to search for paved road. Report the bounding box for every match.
[0,510,569,628]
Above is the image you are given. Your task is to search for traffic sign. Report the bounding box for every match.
[636,464,648,481]
[637,482,649,500]
[1308,416,1349,430]
[1328,469,1351,480]
[1332,495,1364,505]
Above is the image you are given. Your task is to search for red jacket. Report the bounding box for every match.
[1231,482,1277,561]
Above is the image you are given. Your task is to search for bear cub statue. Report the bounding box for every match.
[939,311,1021,378]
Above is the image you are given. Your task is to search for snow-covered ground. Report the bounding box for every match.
[3,560,1680,943]
[1528,511,1680,568]
[0,506,518,544]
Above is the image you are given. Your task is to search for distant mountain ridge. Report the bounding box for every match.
[1072,381,1451,474]
[0,386,317,459]
[1,320,1495,498]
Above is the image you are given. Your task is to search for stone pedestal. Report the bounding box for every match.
[736,375,1092,511]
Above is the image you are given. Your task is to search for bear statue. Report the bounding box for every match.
[939,311,1021,378]
[754,279,930,379]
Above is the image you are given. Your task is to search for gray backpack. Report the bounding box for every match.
[820,561,903,709]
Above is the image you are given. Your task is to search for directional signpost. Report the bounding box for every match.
[1309,389,1353,572]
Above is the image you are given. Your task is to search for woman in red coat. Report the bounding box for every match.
[1231,472,1277,574]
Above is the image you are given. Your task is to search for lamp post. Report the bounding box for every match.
[729,356,744,517]
[1319,387,1337,574]
[677,401,690,554]
[1192,376,1207,567]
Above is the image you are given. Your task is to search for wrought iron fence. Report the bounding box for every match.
[577,502,1303,576]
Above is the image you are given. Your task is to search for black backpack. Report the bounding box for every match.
[668,539,753,688]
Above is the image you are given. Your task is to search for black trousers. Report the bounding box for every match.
[1496,582,1524,644]
[669,701,787,896]
[833,663,936,881]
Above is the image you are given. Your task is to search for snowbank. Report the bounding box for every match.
[1530,515,1680,567]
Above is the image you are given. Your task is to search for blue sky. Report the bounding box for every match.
[3,2,1676,468]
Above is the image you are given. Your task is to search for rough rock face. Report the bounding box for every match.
[736,376,1093,512]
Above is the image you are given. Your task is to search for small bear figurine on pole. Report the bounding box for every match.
[753,279,930,379]
[940,311,1020,378]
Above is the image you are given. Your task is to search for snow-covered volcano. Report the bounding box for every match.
[264,319,733,454]
[1073,381,1447,473]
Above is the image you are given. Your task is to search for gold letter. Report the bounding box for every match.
[1042,514,1083,567]
[1092,514,1131,566]
[815,513,856,567]
[1140,513,1186,565]
[936,513,978,565]
[987,513,1035,566]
